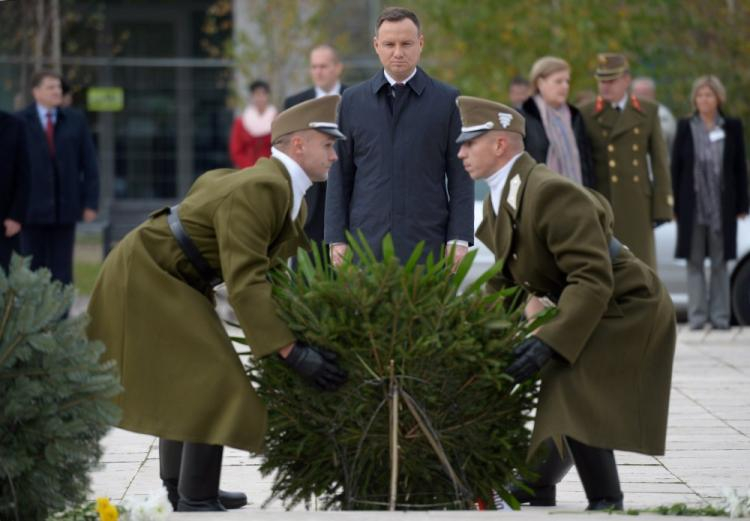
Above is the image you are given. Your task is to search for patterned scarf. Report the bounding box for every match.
[534,95,582,184]
[690,114,724,233]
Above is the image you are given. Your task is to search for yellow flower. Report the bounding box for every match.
[95,497,111,514]
[99,504,119,521]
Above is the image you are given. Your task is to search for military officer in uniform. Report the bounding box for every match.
[87,96,348,512]
[580,53,673,268]
[455,96,676,510]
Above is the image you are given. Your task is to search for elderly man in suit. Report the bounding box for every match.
[0,111,29,271]
[16,71,99,284]
[284,44,346,250]
[456,96,676,511]
[580,54,672,269]
[325,7,473,266]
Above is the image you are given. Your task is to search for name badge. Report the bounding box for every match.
[709,128,726,142]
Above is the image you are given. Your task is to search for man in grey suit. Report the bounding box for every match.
[325,7,473,267]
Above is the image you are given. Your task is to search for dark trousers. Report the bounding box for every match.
[0,235,21,273]
[20,224,76,284]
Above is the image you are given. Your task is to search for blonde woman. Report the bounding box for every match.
[520,56,594,187]
[672,76,749,330]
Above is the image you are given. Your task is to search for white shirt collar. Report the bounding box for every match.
[271,147,313,221]
[314,82,341,98]
[612,94,628,111]
[384,68,417,87]
[486,152,524,215]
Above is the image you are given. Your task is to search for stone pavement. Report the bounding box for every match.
[87,324,750,519]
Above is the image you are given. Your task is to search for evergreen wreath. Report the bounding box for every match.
[241,234,550,510]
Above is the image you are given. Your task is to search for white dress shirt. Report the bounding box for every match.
[612,94,628,112]
[383,68,417,87]
[271,147,312,221]
[487,152,524,215]
[36,103,57,128]
[314,82,342,99]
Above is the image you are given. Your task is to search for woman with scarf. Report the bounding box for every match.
[229,80,277,168]
[520,56,594,188]
[672,76,748,330]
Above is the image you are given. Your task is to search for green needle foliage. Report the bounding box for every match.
[0,256,121,521]
[244,233,550,511]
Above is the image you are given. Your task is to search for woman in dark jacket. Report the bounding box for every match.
[672,75,749,330]
[520,56,595,187]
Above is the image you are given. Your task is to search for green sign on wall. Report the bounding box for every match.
[87,87,124,112]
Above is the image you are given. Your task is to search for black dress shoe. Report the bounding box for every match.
[219,489,247,509]
[177,498,227,512]
[587,497,624,511]
[509,484,557,506]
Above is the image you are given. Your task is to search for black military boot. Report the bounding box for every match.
[509,438,574,506]
[158,438,182,510]
[567,437,624,511]
[160,439,248,510]
[176,442,226,512]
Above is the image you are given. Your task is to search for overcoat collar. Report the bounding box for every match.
[475,152,537,263]
[370,66,428,96]
[594,97,647,140]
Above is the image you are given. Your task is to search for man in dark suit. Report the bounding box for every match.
[325,7,473,266]
[284,44,346,250]
[16,71,99,284]
[0,111,29,271]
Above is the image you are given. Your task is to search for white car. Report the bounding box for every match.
[469,183,750,325]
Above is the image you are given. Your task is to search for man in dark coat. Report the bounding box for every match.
[16,71,99,284]
[0,111,29,270]
[456,96,675,511]
[325,7,473,266]
[284,44,346,250]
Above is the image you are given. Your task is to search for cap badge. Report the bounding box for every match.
[498,112,513,129]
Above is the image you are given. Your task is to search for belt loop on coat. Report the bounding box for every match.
[167,205,223,287]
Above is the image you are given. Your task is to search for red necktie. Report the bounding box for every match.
[45,111,55,156]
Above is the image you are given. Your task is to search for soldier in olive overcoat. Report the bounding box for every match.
[87,96,347,512]
[580,53,673,269]
[455,96,676,511]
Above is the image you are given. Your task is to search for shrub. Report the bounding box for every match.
[0,256,121,521]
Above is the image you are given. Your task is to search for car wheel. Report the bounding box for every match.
[732,261,750,325]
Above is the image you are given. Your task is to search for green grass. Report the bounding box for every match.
[74,260,102,297]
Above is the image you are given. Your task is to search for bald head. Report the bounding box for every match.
[309,45,342,93]
[632,77,656,101]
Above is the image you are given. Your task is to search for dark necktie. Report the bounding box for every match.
[388,82,407,113]
[45,111,55,156]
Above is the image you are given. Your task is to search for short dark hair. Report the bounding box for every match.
[31,70,62,89]
[61,78,71,95]
[376,6,420,34]
[249,80,270,94]
[509,75,530,88]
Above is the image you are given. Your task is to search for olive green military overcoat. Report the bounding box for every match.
[87,158,308,452]
[476,152,676,456]
[580,96,673,268]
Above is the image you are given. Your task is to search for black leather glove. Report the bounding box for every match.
[652,219,670,228]
[505,336,555,384]
[281,344,347,391]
